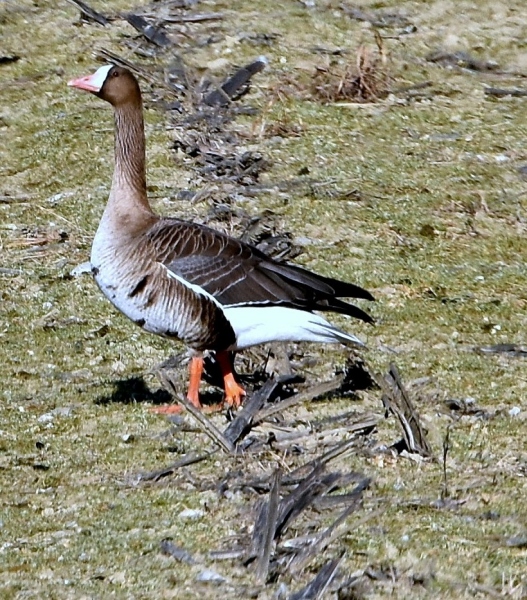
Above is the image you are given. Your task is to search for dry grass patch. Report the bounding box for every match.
[311,37,391,104]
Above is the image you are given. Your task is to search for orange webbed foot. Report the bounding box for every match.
[224,378,246,408]
[152,352,246,414]
[216,350,246,409]
[149,399,224,415]
[149,404,186,415]
[151,355,205,415]
[148,388,202,415]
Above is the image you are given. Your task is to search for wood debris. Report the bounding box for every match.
[125,13,171,46]
[476,343,527,357]
[288,485,367,573]
[160,539,198,564]
[157,369,235,453]
[203,57,268,106]
[426,50,499,72]
[289,555,343,600]
[145,354,378,590]
[253,468,281,583]
[379,363,434,457]
[223,379,283,446]
[484,87,527,97]
[65,0,108,26]
[340,3,412,29]
[136,451,214,483]
[209,459,371,586]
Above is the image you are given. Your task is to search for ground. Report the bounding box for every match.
[1,0,527,598]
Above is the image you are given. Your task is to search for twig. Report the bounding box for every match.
[65,0,108,26]
[313,492,365,510]
[426,50,498,72]
[392,81,433,94]
[289,555,344,600]
[254,374,346,424]
[157,370,235,454]
[288,417,377,479]
[289,490,371,573]
[137,450,214,482]
[125,14,171,47]
[477,343,527,357]
[255,468,281,584]
[162,12,225,23]
[0,194,34,203]
[0,268,23,277]
[160,539,197,564]
[441,425,451,499]
[380,363,433,457]
[224,378,281,446]
[484,87,527,97]
[203,57,268,107]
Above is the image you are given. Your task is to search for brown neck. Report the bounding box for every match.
[109,99,152,217]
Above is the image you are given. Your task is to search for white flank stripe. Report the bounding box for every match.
[160,263,222,307]
[223,305,365,350]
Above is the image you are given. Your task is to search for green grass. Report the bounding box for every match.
[2,0,527,597]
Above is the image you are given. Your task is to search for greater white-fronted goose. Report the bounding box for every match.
[68,65,374,411]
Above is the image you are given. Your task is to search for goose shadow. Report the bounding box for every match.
[95,374,226,408]
[95,376,173,406]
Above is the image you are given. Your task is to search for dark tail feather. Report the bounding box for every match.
[264,261,374,301]
[314,296,374,324]
[316,273,375,302]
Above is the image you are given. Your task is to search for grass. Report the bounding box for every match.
[2,0,527,597]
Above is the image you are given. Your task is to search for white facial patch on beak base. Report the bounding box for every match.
[68,64,114,93]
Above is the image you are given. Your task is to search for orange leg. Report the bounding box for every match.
[216,350,246,408]
[150,355,204,415]
[186,355,204,409]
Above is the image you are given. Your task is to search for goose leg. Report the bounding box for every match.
[186,354,204,408]
[150,355,204,414]
[216,350,246,408]
[153,353,242,414]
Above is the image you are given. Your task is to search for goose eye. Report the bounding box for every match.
[112,71,119,78]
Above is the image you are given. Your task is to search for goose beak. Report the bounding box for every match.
[68,73,101,93]
[68,65,114,93]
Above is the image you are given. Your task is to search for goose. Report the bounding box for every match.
[68,64,374,411]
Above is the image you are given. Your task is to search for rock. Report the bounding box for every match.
[195,569,226,583]
[178,508,205,520]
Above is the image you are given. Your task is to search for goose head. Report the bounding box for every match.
[68,65,140,106]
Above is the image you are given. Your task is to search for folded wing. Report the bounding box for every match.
[147,219,374,323]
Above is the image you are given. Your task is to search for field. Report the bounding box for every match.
[1,0,527,597]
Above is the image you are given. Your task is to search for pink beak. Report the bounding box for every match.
[68,73,100,93]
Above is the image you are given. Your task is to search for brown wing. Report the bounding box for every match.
[147,218,374,323]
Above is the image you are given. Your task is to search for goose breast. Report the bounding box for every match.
[91,230,236,351]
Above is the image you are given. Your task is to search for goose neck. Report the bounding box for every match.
[112,102,148,204]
